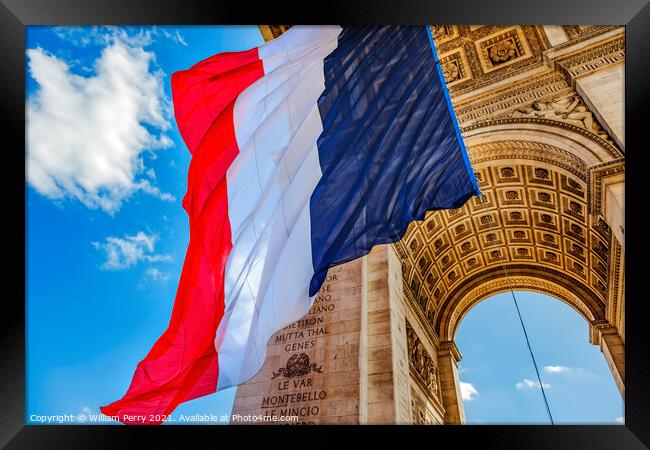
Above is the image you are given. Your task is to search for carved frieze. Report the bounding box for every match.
[453,72,568,124]
[501,91,614,144]
[411,390,437,424]
[406,321,441,401]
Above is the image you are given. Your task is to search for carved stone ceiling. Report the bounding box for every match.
[394,142,622,340]
[432,25,618,97]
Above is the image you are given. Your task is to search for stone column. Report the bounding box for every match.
[591,321,625,398]
[437,341,466,424]
[362,244,411,424]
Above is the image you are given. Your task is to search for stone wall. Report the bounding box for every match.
[231,259,364,424]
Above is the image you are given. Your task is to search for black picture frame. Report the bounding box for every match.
[3,0,649,448]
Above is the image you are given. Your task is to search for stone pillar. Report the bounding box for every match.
[590,320,625,398]
[230,244,411,425]
[362,244,411,424]
[601,333,625,398]
[592,322,625,399]
[230,258,364,424]
[437,341,466,424]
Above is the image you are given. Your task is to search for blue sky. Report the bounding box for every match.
[456,291,623,424]
[26,25,264,425]
[25,26,622,425]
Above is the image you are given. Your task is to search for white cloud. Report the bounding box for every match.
[544,365,571,373]
[157,27,188,47]
[53,26,155,49]
[145,267,170,282]
[53,26,187,49]
[615,416,624,424]
[460,381,479,401]
[92,231,170,270]
[175,31,188,47]
[26,29,175,214]
[516,378,551,390]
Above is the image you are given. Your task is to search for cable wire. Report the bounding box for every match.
[480,193,554,424]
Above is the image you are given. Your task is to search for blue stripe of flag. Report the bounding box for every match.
[309,26,479,296]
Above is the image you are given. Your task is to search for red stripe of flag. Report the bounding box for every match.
[100,48,264,425]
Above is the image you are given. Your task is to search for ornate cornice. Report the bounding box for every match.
[556,26,619,48]
[553,35,624,81]
[437,340,462,362]
[589,319,620,345]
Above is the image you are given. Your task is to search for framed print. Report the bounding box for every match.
[4,0,649,448]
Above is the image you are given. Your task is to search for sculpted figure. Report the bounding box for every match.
[414,344,424,373]
[511,94,594,131]
[408,328,419,365]
[548,94,594,130]
[426,361,438,394]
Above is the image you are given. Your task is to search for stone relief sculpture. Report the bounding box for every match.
[507,93,611,141]
[271,353,323,379]
[411,395,434,425]
[406,322,440,399]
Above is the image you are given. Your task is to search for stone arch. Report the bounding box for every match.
[397,137,616,327]
[395,122,625,410]
[462,118,623,165]
[439,269,602,343]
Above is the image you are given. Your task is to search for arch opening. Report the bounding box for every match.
[394,128,625,424]
[453,290,624,424]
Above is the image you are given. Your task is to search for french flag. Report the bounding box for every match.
[101,25,479,424]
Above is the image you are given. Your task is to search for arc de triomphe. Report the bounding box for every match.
[231,25,625,424]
